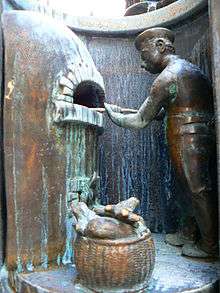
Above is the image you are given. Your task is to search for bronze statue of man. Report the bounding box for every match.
[104,28,218,258]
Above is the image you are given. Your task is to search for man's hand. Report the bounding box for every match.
[104,102,145,129]
[104,102,125,127]
[104,103,122,113]
[93,197,144,225]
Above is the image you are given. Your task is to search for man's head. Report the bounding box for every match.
[135,28,175,73]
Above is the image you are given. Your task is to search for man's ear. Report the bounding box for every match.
[155,39,166,53]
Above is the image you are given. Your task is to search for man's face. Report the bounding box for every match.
[139,41,163,74]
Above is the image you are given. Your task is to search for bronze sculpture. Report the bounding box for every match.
[71,197,155,292]
[105,27,218,258]
[71,174,155,292]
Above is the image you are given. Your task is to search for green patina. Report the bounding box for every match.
[169,83,177,102]
[50,125,65,155]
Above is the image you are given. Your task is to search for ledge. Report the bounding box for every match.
[11,234,220,293]
[7,0,207,36]
[53,103,104,131]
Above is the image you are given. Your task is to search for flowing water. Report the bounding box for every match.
[83,36,177,232]
[190,31,212,80]
[83,26,211,232]
[146,1,158,12]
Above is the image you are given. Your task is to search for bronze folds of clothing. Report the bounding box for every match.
[167,109,218,254]
[104,27,218,257]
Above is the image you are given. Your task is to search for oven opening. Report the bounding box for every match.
[73,81,105,108]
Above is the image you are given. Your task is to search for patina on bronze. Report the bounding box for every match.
[2,10,105,275]
[71,197,155,292]
[105,27,218,258]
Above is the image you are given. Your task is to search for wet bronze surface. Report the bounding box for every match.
[105,27,218,257]
[70,190,155,292]
[2,11,104,272]
[74,231,155,292]
[0,3,5,270]
[210,0,220,257]
[10,234,220,293]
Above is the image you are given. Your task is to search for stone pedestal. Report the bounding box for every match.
[11,235,220,293]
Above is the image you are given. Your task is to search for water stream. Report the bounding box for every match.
[145,1,158,12]
[84,27,211,233]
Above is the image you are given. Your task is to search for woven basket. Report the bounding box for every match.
[74,230,155,292]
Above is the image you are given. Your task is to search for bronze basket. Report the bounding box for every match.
[74,230,155,292]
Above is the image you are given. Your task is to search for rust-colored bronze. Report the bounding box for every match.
[74,225,155,292]
[105,27,218,258]
[2,10,105,274]
[84,217,135,239]
[71,197,155,292]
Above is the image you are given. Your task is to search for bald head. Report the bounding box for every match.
[134,28,176,74]
[135,27,175,51]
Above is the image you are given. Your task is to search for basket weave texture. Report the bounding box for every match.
[74,230,155,292]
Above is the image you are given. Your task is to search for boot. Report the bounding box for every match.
[182,242,218,258]
[165,231,195,247]
[165,217,198,246]
[182,190,218,258]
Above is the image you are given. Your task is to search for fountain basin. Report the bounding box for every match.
[74,230,155,292]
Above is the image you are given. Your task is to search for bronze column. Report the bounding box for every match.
[209,0,220,254]
[0,0,5,270]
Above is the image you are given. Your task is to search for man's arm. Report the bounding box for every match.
[104,78,167,130]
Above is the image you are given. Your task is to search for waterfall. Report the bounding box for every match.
[146,1,158,12]
[83,36,178,233]
[189,31,212,80]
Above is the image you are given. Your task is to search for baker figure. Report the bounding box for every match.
[104,28,218,258]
